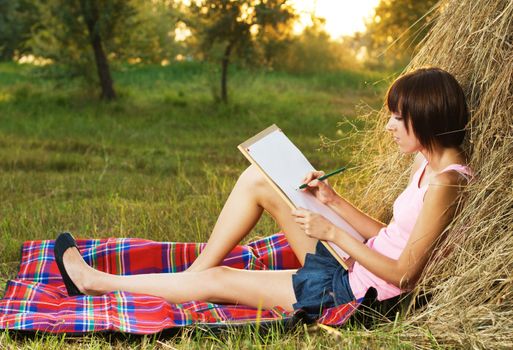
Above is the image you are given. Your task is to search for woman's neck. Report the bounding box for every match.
[420,146,466,172]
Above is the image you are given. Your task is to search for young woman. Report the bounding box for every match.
[54,67,472,319]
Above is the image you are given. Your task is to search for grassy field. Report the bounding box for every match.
[0,62,424,348]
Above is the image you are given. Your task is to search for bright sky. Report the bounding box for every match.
[290,0,380,38]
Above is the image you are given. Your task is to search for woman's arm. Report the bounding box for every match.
[294,170,463,288]
[324,195,386,240]
[301,171,385,240]
[340,171,462,288]
[304,153,426,241]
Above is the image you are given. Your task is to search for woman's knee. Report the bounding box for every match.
[239,165,286,211]
[199,266,235,301]
[239,165,266,187]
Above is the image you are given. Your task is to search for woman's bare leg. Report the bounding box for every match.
[187,165,317,271]
[64,247,297,310]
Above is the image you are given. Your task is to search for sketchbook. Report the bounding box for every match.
[238,124,364,269]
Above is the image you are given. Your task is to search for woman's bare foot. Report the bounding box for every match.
[62,247,104,296]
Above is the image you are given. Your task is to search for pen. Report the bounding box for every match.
[298,166,347,190]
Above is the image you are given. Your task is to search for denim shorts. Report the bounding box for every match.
[292,241,355,319]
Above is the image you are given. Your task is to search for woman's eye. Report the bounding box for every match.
[394,116,403,121]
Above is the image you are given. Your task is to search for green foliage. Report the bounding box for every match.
[111,1,184,63]
[361,0,437,69]
[254,20,294,68]
[0,0,38,60]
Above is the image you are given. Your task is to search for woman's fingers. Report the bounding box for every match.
[308,179,320,187]
[293,208,315,222]
[301,171,325,191]
[294,217,306,226]
[305,177,329,191]
[292,207,312,220]
[302,171,325,184]
[292,208,322,236]
[292,208,306,217]
[292,212,308,230]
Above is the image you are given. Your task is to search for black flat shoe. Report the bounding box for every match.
[54,232,84,296]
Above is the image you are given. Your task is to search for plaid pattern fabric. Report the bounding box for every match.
[0,233,361,334]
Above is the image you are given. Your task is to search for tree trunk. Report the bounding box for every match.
[221,42,233,103]
[79,0,116,100]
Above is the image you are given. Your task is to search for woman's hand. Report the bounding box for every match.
[300,171,338,205]
[292,208,336,241]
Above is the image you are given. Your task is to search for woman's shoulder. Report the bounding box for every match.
[431,159,472,187]
[430,170,465,187]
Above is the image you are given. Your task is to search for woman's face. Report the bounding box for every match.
[386,113,422,153]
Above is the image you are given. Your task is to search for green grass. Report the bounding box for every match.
[0,62,426,348]
[0,323,423,349]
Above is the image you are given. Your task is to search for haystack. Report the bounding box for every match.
[352,0,512,348]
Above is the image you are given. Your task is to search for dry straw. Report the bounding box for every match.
[347,0,513,348]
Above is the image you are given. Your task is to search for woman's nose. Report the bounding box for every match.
[385,117,395,131]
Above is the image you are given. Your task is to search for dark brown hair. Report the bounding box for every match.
[386,67,469,152]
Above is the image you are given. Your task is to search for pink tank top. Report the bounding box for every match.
[348,160,473,301]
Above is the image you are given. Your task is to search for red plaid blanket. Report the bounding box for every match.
[0,233,361,334]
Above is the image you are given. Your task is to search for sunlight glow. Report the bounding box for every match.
[290,0,380,38]
[17,54,53,66]
[176,0,379,41]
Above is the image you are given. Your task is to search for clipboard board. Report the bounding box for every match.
[238,124,364,269]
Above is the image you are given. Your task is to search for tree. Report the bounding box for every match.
[30,0,136,100]
[362,0,437,69]
[186,0,296,103]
